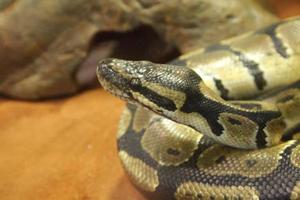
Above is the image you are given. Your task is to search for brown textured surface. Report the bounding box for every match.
[0,0,277,100]
[0,1,299,200]
[0,89,145,200]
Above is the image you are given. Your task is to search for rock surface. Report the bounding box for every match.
[0,0,277,99]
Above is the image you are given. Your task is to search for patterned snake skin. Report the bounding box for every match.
[97,17,300,200]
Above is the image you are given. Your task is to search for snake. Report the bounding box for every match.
[97,17,300,200]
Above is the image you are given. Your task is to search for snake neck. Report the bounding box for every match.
[127,67,285,149]
[158,80,284,149]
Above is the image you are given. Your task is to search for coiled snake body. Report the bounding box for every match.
[97,17,300,199]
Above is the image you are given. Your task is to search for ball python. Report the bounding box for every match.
[97,17,300,200]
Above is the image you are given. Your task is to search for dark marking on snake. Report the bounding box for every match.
[232,103,262,110]
[204,43,230,53]
[213,78,230,99]
[282,123,300,141]
[257,22,289,58]
[180,81,281,144]
[286,80,300,90]
[130,83,177,111]
[210,196,216,200]
[174,68,281,144]
[215,155,226,164]
[167,148,181,156]
[245,159,257,168]
[228,117,242,125]
[256,131,267,148]
[230,49,267,90]
[204,44,267,90]
[277,94,294,103]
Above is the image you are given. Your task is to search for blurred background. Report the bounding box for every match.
[0,0,300,199]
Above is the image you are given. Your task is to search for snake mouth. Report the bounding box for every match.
[97,58,131,100]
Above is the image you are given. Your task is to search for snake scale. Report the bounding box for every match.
[97,17,300,200]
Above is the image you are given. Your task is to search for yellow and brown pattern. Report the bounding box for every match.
[97,17,300,199]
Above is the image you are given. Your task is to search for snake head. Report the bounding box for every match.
[97,58,202,113]
[97,58,162,102]
[97,58,132,101]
